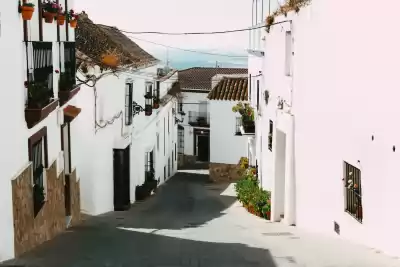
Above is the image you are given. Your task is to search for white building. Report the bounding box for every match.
[0,0,81,261]
[207,75,249,182]
[257,0,400,259]
[177,67,247,167]
[73,14,179,215]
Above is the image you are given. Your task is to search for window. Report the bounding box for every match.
[285,31,292,76]
[164,166,166,181]
[178,127,184,154]
[344,162,363,222]
[235,117,242,136]
[175,143,177,160]
[28,127,48,217]
[256,80,260,111]
[178,100,183,113]
[249,74,252,101]
[153,81,160,108]
[268,120,273,151]
[125,82,133,125]
[171,152,174,172]
[144,82,153,116]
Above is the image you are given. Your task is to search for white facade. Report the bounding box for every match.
[209,100,248,164]
[257,0,400,259]
[179,91,209,158]
[0,0,77,261]
[74,64,178,215]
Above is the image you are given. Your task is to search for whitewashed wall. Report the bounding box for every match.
[75,64,178,215]
[0,0,77,261]
[180,91,209,156]
[262,1,400,258]
[209,101,248,164]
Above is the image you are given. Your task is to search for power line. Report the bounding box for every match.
[100,24,267,35]
[127,35,248,58]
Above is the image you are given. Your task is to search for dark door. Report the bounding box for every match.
[113,146,131,211]
[61,123,71,216]
[197,135,210,162]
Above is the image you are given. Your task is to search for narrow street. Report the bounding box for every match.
[3,172,400,267]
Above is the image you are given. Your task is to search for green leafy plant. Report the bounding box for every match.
[27,81,52,108]
[232,102,254,122]
[22,1,35,8]
[67,9,79,20]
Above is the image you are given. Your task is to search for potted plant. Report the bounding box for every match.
[68,9,79,28]
[262,200,271,220]
[232,102,255,133]
[42,0,60,23]
[57,9,66,25]
[266,15,274,26]
[19,1,35,21]
[27,81,51,108]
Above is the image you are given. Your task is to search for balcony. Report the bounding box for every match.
[188,111,210,128]
[25,41,59,129]
[58,42,80,106]
[240,119,255,135]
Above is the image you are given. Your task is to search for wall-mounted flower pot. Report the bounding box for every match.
[21,6,35,20]
[43,12,56,23]
[69,19,77,28]
[57,15,66,25]
[153,102,160,109]
[58,86,81,106]
[25,99,59,129]
[145,104,152,116]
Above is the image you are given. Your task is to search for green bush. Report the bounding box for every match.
[235,173,271,218]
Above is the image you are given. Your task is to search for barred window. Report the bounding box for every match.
[344,162,363,222]
[125,82,133,125]
[268,120,273,151]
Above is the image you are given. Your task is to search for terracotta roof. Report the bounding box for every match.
[207,77,248,101]
[178,67,248,91]
[76,12,157,68]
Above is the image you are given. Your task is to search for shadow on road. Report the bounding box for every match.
[3,225,278,267]
[92,172,238,230]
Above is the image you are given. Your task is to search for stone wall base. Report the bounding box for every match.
[11,160,81,256]
[209,163,243,183]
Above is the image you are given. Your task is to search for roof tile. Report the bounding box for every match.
[207,77,248,101]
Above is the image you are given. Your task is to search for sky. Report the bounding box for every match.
[75,0,251,60]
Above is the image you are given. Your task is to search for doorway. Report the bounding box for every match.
[113,145,131,211]
[274,130,286,221]
[61,123,72,224]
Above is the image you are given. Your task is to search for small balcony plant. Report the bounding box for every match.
[42,0,61,23]
[232,102,255,133]
[27,81,52,109]
[67,9,79,28]
[19,1,35,21]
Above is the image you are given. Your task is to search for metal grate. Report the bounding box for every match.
[235,117,242,136]
[268,120,273,151]
[344,162,362,222]
[125,83,133,125]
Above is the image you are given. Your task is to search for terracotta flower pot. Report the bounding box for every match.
[153,103,160,109]
[21,6,35,20]
[69,19,77,28]
[57,15,66,25]
[102,54,118,68]
[43,12,55,23]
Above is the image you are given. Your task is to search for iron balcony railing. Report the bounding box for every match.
[188,111,210,127]
[235,117,242,136]
[344,162,363,222]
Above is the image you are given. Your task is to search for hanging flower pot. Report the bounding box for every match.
[101,54,119,68]
[69,19,77,28]
[43,11,56,23]
[57,14,66,25]
[20,4,35,21]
